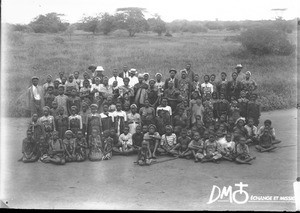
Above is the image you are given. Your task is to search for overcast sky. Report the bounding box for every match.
[2,0,298,24]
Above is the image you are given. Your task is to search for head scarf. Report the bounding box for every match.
[246,71,251,76]
[235,117,246,125]
[65,130,73,135]
[130,104,137,109]
[155,73,162,77]
[148,124,157,130]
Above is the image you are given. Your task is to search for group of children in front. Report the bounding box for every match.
[21,64,281,166]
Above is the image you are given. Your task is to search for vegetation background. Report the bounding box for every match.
[2,10,298,117]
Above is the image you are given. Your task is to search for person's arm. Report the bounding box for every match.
[52,116,56,132]
[68,117,71,129]
[72,140,76,156]
[119,134,124,145]
[79,115,83,130]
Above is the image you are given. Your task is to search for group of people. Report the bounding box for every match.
[21,63,281,166]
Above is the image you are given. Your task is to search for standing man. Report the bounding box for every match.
[235,64,246,82]
[185,63,195,83]
[165,68,179,89]
[88,64,97,78]
[128,68,139,88]
[92,66,105,84]
[27,76,45,117]
[109,69,124,88]
[119,65,130,79]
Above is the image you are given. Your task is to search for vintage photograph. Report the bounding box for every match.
[0,0,299,210]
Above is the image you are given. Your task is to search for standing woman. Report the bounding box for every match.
[241,71,257,99]
[146,79,159,108]
[133,74,149,109]
[27,76,45,117]
[127,104,141,135]
[227,72,242,101]
[163,80,180,113]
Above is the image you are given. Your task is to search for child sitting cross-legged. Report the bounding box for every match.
[255,129,278,153]
[41,131,65,165]
[136,141,152,166]
[132,125,144,153]
[188,131,205,162]
[75,130,88,162]
[202,134,222,163]
[173,128,192,159]
[235,136,256,165]
[63,130,77,162]
[157,125,178,157]
[21,130,39,163]
[219,133,236,161]
[257,119,281,145]
[118,126,134,155]
[102,130,113,160]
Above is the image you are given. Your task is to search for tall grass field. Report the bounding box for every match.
[3,29,297,117]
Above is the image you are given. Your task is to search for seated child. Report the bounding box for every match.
[188,131,204,162]
[63,130,77,162]
[136,141,152,166]
[38,136,48,158]
[235,136,256,165]
[257,119,281,144]
[75,130,88,162]
[89,128,103,161]
[143,124,161,158]
[50,101,59,118]
[255,129,277,153]
[219,133,236,161]
[102,130,113,160]
[111,128,122,155]
[202,134,222,163]
[174,125,182,139]
[118,126,134,155]
[173,128,192,159]
[21,130,39,163]
[132,125,144,153]
[158,125,178,157]
[245,117,258,145]
[41,131,65,165]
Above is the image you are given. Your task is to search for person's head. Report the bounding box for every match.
[47,86,54,95]
[191,125,198,134]
[103,104,109,113]
[71,106,77,115]
[74,71,79,79]
[250,94,257,102]
[232,72,238,80]
[59,71,64,78]
[116,102,122,111]
[187,129,193,137]
[186,63,191,71]
[92,128,98,137]
[46,75,52,83]
[52,131,59,140]
[208,125,215,133]
[247,117,254,127]
[193,131,200,140]
[83,71,90,80]
[194,74,199,82]
[168,80,174,89]
[77,130,83,139]
[123,126,129,135]
[220,114,226,123]
[196,98,202,106]
[209,134,216,142]
[102,130,110,139]
[264,119,272,128]
[236,118,245,127]
[211,92,217,100]
[51,101,58,109]
[245,71,251,79]
[112,69,118,77]
[71,88,77,96]
[68,74,74,83]
[43,106,50,116]
[123,103,130,111]
[216,130,223,138]
[138,74,144,83]
[240,90,246,98]
[235,64,243,73]
[155,73,162,81]
[228,117,234,125]
[210,74,216,82]
[161,98,168,107]
[103,76,109,85]
[221,72,227,81]
[143,99,150,107]
[32,77,39,86]
[110,128,116,136]
[142,125,148,133]
[129,69,136,77]
[130,104,137,114]
[65,130,73,139]
[181,70,187,79]
[54,80,60,87]
[61,76,67,84]
[123,77,130,86]
[191,91,199,99]
[82,102,88,112]
[112,80,118,88]
[148,124,156,134]
[205,93,211,100]
[178,107,184,116]
[135,125,142,134]
[149,79,155,88]
[214,121,220,130]
[144,73,149,81]
[82,80,89,88]
[239,136,246,145]
[26,130,32,139]
[181,128,187,138]
[90,104,98,114]
[169,69,177,78]
[174,126,181,135]
[204,75,210,83]
[203,131,210,140]
[225,133,232,142]
[123,65,128,72]
[165,125,173,135]
[220,93,225,100]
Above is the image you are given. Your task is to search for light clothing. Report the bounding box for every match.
[109,76,124,88]
[201,82,214,94]
[156,106,172,116]
[90,84,102,97]
[32,85,41,100]
[161,133,177,148]
[245,125,258,138]
[119,133,133,146]
[129,76,139,88]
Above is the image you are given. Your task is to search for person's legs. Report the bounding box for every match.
[235,156,251,165]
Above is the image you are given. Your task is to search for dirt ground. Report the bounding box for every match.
[0,109,298,210]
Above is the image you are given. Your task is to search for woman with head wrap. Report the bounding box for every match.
[133,74,149,109]
[65,74,79,96]
[42,74,54,95]
[241,71,257,99]
[178,69,192,101]
[68,105,83,136]
[127,104,141,135]
[146,79,159,108]
[38,106,55,140]
[54,106,69,140]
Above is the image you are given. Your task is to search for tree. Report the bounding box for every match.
[147,15,166,36]
[99,13,116,35]
[64,24,77,40]
[29,13,69,33]
[115,7,148,36]
[79,16,101,34]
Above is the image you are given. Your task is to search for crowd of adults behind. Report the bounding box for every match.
[21,63,281,165]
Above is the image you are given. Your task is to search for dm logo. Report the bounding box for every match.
[207,182,249,204]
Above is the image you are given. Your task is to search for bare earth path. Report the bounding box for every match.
[0,109,298,210]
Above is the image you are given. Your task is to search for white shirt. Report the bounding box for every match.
[108,76,124,88]
[129,76,139,88]
[156,106,172,116]
[90,84,102,97]
[201,82,214,94]
[32,85,41,100]
[100,112,115,122]
[111,110,127,122]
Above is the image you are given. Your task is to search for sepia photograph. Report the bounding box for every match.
[0,0,299,210]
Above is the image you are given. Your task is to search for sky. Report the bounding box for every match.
[2,0,299,24]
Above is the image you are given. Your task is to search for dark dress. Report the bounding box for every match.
[55,115,69,139]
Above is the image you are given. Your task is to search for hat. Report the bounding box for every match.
[58,84,65,89]
[235,64,243,69]
[169,68,177,74]
[88,65,97,70]
[148,124,156,130]
[71,106,77,110]
[138,73,144,78]
[246,71,251,76]
[90,104,98,108]
[180,69,187,74]
[95,77,101,81]
[165,125,173,130]
[143,72,149,76]
[130,104,137,109]
[95,66,104,72]
[31,76,39,81]
[235,117,246,125]
[149,79,156,83]
[129,68,137,73]
[155,73,162,77]
[65,130,73,135]
[43,106,50,111]
[221,72,227,76]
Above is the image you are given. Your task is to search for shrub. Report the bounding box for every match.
[239,26,295,55]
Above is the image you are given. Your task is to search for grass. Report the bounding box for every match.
[3,29,297,117]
